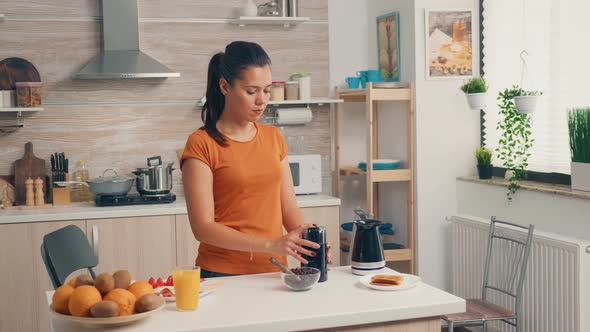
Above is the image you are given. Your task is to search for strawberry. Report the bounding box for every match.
[148,277,156,287]
[156,277,165,288]
[161,287,174,297]
[166,275,174,286]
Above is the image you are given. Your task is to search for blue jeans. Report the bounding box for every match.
[200,268,238,278]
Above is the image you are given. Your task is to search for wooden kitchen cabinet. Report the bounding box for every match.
[86,216,176,281]
[177,205,341,270]
[0,220,86,332]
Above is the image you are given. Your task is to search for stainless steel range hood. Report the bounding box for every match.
[75,0,180,79]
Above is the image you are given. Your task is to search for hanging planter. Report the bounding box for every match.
[460,77,488,110]
[513,88,542,114]
[514,51,543,114]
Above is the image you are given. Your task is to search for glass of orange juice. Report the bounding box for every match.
[173,265,201,311]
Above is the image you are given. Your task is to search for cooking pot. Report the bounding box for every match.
[132,156,174,195]
[55,169,135,197]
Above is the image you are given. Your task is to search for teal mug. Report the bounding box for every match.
[356,70,368,88]
[346,77,361,89]
[367,70,382,83]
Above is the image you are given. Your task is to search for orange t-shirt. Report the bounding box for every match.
[180,123,288,274]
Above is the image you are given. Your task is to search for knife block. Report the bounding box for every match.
[52,173,70,206]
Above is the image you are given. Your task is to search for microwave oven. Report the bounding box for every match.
[288,154,322,195]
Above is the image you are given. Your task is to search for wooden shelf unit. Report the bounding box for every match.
[334,82,416,271]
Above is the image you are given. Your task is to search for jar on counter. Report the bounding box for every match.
[15,82,42,107]
[270,81,285,101]
[285,81,299,100]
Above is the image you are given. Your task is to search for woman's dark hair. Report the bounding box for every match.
[202,41,271,146]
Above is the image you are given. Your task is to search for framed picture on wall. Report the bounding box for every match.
[376,12,401,82]
[425,9,474,79]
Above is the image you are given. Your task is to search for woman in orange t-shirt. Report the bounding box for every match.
[180,41,320,277]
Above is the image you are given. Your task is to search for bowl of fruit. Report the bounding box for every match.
[49,270,165,327]
[281,267,321,291]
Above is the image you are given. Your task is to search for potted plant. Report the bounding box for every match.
[568,107,590,191]
[460,77,488,109]
[475,147,493,179]
[513,86,543,114]
[496,86,535,202]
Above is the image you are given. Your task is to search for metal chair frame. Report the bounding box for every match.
[444,216,534,332]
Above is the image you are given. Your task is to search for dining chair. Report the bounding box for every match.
[442,216,534,332]
[40,224,98,289]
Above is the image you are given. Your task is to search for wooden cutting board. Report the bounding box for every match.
[13,142,46,205]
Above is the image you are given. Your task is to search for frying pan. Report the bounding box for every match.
[55,169,135,197]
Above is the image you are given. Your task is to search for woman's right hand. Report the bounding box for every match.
[268,224,320,264]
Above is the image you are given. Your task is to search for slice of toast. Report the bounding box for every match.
[370,274,404,285]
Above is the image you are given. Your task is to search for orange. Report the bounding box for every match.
[104,288,136,316]
[127,280,154,300]
[68,285,102,317]
[51,285,74,315]
[66,278,77,288]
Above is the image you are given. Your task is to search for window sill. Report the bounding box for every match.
[457,176,590,201]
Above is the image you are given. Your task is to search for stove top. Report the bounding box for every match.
[95,193,176,207]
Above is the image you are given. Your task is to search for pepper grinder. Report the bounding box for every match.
[34,177,44,206]
[25,178,34,206]
[301,226,328,282]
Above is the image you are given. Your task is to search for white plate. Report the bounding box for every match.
[49,301,164,327]
[359,273,421,291]
[154,279,223,302]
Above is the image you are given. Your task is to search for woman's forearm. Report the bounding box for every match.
[191,221,273,253]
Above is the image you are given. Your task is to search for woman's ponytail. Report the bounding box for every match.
[201,41,271,147]
[202,52,227,146]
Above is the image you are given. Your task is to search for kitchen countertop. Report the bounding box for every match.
[46,266,465,332]
[0,194,340,225]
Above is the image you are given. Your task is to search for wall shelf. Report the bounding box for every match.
[0,107,43,130]
[267,98,343,107]
[0,107,44,112]
[230,16,310,28]
[197,99,342,107]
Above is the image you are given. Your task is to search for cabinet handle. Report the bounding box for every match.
[92,225,99,259]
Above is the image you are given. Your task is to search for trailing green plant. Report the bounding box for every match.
[568,107,590,163]
[460,77,488,94]
[475,147,493,166]
[496,85,535,202]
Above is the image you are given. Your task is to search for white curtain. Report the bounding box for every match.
[482,0,590,174]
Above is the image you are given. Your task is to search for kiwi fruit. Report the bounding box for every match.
[90,300,119,317]
[112,270,132,289]
[135,294,164,313]
[94,272,115,294]
[74,274,94,288]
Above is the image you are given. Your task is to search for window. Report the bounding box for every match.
[480,0,590,175]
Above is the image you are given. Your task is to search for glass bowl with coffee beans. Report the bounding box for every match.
[281,267,321,291]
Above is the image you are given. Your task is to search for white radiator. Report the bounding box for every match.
[450,215,590,332]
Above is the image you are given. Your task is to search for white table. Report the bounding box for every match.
[46,266,465,332]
